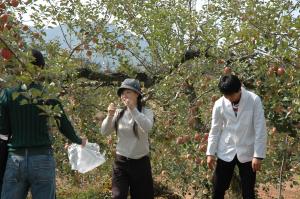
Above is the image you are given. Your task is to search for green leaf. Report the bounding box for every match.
[19,99,28,105]
[12,92,20,100]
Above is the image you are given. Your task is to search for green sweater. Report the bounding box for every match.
[0,84,82,151]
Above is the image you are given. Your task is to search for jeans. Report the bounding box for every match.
[0,139,9,197]
[212,156,256,199]
[1,153,55,199]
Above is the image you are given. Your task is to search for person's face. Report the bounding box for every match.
[120,89,139,105]
[224,90,241,103]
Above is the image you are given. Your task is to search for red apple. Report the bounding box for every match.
[198,144,207,152]
[195,157,201,165]
[22,25,29,32]
[32,32,40,39]
[217,59,225,64]
[18,40,24,48]
[194,133,201,142]
[92,37,98,44]
[1,48,13,60]
[277,67,285,75]
[203,133,209,141]
[211,95,218,102]
[182,135,190,143]
[86,50,92,57]
[115,42,125,50]
[0,2,6,10]
[223,66,232,74]
[84,44,89,50]
[10,0,19,7]
[0,14,9,24]
[176,136,184,144]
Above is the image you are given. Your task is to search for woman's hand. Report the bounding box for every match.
[107,103,116,117]
[124,98,135,110]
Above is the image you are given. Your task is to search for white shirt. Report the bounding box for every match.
[101,107,154,159]
[206,87,267,163]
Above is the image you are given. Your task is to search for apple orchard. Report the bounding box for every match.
[0,0,299,198]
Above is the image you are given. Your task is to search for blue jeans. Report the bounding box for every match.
[1,153,56,199]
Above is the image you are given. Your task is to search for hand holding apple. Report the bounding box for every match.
[107,103,116,117]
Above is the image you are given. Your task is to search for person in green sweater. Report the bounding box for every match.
[0,49,87,199]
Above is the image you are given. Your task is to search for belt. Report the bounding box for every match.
[116,154,148,161]
[9,147,53,156]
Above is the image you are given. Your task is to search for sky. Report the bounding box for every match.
[22,0,208,26]
[21,0,299,26]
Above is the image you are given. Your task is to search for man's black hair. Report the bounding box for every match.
[31,49,45,68]
[218,75,241,95]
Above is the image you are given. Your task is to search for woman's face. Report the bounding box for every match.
[120,89,139,106]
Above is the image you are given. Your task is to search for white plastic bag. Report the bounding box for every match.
[68,142,106,173]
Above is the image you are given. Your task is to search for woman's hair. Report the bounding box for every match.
[218,75,241,95]
[114,94,143,138]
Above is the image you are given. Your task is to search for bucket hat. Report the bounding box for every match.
[117,78,142,96]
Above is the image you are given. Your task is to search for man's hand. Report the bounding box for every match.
[207,155,216,170]
[252,158,262,172]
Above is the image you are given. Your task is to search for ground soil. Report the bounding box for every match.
[258,181,300,199]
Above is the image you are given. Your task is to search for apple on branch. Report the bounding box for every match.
[1,48,13,60]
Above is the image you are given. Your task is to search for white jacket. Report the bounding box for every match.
[206,87,267,163]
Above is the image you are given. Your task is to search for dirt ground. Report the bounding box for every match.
[258,181,300,199]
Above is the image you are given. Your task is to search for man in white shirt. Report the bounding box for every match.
[206,75,267,199]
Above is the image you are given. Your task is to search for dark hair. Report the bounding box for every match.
[218,75,241,95]
[31,49,45,68]
[114,95,143,138]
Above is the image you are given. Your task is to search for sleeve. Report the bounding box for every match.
[129,107,154,135]
[206,101,223,156]
[100,110,118,136]
[0,89,10,137]
[48,99,82,144]
[253,96,267,159]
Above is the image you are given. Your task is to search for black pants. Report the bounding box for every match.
[212,156,256,199]
[112,154,154,199]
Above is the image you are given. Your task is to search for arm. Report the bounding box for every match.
[129,108,154,134]
[206,101,223,156]
[253,96,267,159]
[100,114,117,136]
[48,99,82,145]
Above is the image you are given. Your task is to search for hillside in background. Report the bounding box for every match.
[43,24,150,70]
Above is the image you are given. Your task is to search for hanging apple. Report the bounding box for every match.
[0,13,9,24]
[223,66,232,74]
[10,0,19,7]
[277,67,285,76]
[0,2,6,10]
[1,48,13,60]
